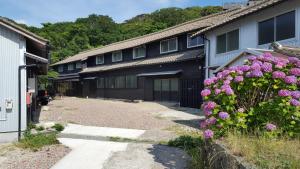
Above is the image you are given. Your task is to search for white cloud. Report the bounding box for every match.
[15,19,27,25]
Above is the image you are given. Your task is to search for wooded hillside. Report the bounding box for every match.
[24,6,222,63]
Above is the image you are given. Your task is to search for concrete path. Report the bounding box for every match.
[51,124,145,169]
[61,124,145,139]
[52,138,128,169]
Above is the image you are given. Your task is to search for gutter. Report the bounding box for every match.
[202,35,210,79]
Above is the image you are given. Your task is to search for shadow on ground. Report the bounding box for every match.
[148,144,191,169]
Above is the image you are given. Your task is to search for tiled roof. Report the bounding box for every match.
[0,17,48,45]
[271,42,300,58]
[193,0,284,36]
[52,8,239,66]
[80,49,202,74]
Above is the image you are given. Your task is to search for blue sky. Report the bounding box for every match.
[0,0,245,27]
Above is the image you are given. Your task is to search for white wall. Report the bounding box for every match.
[0,24,27,134]
[205,0,300,78]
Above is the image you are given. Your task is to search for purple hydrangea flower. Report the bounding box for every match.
[266,123,277,131]
[206,116,217,125]
[251,63,261,70]
[219,112,229,120]
[204,101,217,111]
[290,99,300,106]
[204,78,214,86]
[200,121,207,129]
[215,89,221,95]
[248,56,257,61]
[250,70,263,77]
[278,89,291,97]
[288,57,299,64]
[224,80,231,85]
[204,110,212,117]
[291,91,300,99]
[234,76,244,83]
[272,71,286,79]
[289,68,300,76]
[261,62,273,72]
[225,87,234,95]
[203,129,214,139]
[201,89,211,97]
[240,65,251,72]
[284,76,297,84]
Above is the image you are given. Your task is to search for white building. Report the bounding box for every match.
[193,0,300,78]
[0,18,49,142]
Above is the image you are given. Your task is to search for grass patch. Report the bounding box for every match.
[52,123,65,132]
[223,132,300,169]
[16,133,59,151]
[168,135,205,169]
[164,124,201,137]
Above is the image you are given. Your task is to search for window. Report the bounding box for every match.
[187,34,204,48]
[68,64,74,71]
[58,65,63,72]
[258,11,295,45]
[97,78,105,89]
[115,76,125,88]
[133,46,146,59]
[216,29,239,54]
[170,78,179,92]
[112,51,122,62]
[76,62,82,69]
[126,75,137,88]
[106,77,115,89]
[96,55,104,65]
[160,37,178,54]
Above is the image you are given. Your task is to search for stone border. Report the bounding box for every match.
[202,141,256,169]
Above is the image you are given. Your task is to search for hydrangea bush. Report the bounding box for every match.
[201,53,300,139]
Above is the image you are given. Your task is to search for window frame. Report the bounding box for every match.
[58,65,64,73]
[258,10,296,45]
[216,29,240,54]
[96,55,104,65]
[160,37,178,54]
[67,64,74,71]
[75,62,82,69]
[112,51,123,62]
[133,46,146,59]
[187,33,204,48]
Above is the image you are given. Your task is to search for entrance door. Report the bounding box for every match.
[154,78,179,102]
[180,79,203,108]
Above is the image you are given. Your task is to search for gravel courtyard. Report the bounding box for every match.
[40,97,200,131]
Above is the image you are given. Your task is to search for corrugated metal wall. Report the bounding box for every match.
[0,25,27,132]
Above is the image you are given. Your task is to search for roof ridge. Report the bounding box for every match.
[76,8,240,56]
[0,17,49,43]
[229,0,276,17]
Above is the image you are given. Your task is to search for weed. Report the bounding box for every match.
[36,126,45,131]
[51,123,65,132]
[17,133,59,151]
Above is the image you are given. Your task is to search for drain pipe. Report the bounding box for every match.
[202,35,210,79]
[18,64,36,141]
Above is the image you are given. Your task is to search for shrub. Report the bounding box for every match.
[36,126,45,131]
[51,123,65,132]
[201,53,300,139]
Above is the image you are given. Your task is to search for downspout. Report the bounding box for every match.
[202,35,210,79]
[18,64,36,141]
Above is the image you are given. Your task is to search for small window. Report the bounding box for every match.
[258,18,275,45]
[97,78,105,89]
[96,55,104,65]
[133,46,146,59]
[112,51,122,62]
[58,65,64,72]
[160,38,178,54]
[258,11,295,45]
[115,76,125,88]
[276,11,295,41]
[68,64,74,71]
[76,62,82,69]
[126,75,137,88]
[187,34,204,48]
[216,29,239,54]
